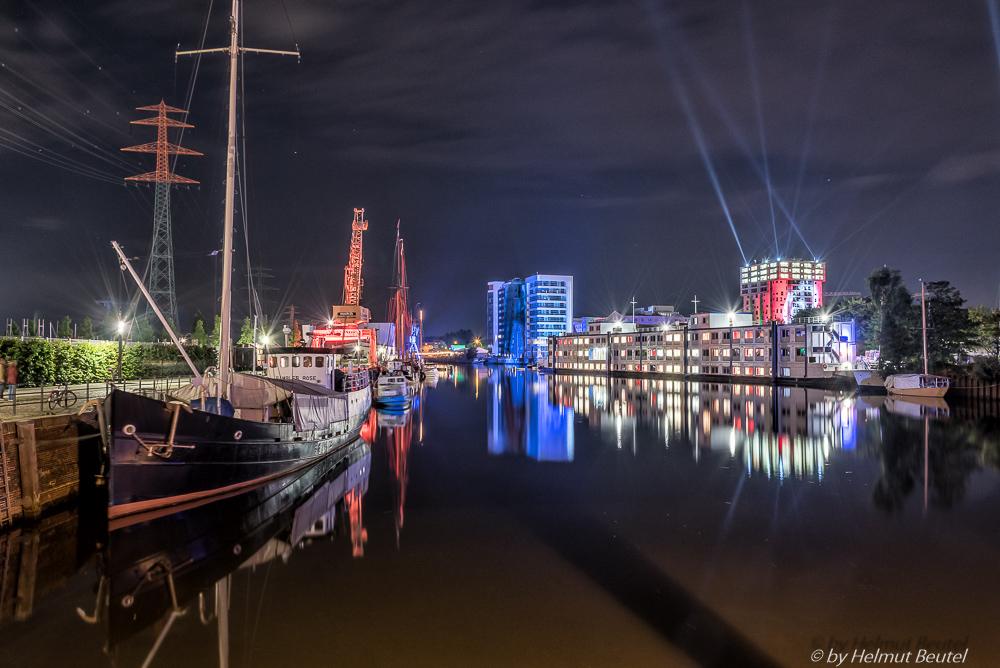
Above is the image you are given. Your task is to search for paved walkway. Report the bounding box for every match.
[0,377,193,421]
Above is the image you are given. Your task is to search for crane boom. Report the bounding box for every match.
[342,208,368,305]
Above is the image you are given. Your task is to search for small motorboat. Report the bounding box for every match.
[374,370,412,409]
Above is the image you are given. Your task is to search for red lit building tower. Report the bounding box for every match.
[740,260,825,324]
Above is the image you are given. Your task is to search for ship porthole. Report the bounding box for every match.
[233,544,242,555]
[123,424,136,436]
[234,430,243,440]
[122,595,134,608]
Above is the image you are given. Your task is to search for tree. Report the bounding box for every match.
[238,317,254,345]
[191,310,207,337]
[27,320,37,337]
[7,321,20,336]
[834,297,874,351]
[102,312,119,340]
[161,317,178,342]
[58,316,73,339]
[866,267,918,373]
[291,320,302,347]
[135,318,157,343]
[922,281,971,372]
[209,315,221,347]
[969,306,1000,360]
[79,317,93,340]
[441,328,474,345]
[192,319,208,345]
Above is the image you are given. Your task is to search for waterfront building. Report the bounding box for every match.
[740,260,825,324]
[526,274,573,365]
[487,274,573,363]
[486,281,503,355]
[574,305,686,333]
[548,313,856,381]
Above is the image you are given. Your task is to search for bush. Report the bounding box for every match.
[0,337,217,386]
[972,357,1000,383]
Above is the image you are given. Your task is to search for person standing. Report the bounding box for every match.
[0,357,7,399]
[6,359,18,401]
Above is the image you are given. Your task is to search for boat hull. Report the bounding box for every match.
[375,395,411,409]
[108,439,370,647]
[886,387,948,399]
[105,389,371,520]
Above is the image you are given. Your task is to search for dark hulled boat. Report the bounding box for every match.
[102,0,376,522]
[103,371,372,521]
[104,437,371,656]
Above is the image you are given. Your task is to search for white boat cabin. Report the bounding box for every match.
[262,346,368,392]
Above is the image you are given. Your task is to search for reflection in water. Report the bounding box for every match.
[486,369,1000,511]
[0,399,434,668]
[380,406,412,547]
[59,438,371,667]
[487,368,574,461]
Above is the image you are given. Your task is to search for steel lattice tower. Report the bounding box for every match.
[122,101,201,325]
[342,208,368,305]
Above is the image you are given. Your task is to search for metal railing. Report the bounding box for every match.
[0,376,194,418]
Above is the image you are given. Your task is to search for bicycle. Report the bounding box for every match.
[48,384,78,411]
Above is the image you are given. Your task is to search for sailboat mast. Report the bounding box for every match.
[921,280,928,376]
[219,0,240,396]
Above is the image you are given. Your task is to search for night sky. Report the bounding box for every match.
[3,0,1000,337]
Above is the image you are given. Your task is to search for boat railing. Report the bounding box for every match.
[342,370,370,393]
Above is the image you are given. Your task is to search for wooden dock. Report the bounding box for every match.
[0,412,100,528]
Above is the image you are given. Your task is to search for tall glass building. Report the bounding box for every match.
[487,274,573,364]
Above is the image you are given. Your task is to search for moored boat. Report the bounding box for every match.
[103,367,371,521]
[102,0,373,522]
[853,369,886,394]
[374,370,412,409]
[884,374,949,398]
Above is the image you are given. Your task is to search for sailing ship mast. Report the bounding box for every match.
[177,0,298,397]
[387,222,411,359]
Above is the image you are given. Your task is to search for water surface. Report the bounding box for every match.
[1,366,998,667]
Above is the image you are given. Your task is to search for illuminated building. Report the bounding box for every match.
[574,305,686,333]
[487,274,574,364]
[487,281,503,354]
[740,260,825,324]
[549,315,856,380]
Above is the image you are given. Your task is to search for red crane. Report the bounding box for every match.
[342,208,368,305]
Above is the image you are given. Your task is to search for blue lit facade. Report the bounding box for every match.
[487,274,574,364]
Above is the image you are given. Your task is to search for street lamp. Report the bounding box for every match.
[259,334,270,371]
[116,319,126,384]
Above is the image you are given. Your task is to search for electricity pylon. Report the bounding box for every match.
[122,100,201,325]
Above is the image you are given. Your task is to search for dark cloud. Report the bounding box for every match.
[2,0,1000,335]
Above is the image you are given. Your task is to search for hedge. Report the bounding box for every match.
[0,338,217,387]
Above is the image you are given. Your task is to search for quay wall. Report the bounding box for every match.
[0,413,98,527]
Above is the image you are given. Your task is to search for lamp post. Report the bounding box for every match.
[260,334,270,372]
[116,318,125,384]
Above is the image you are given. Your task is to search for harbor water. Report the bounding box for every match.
[1,366,998,667]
